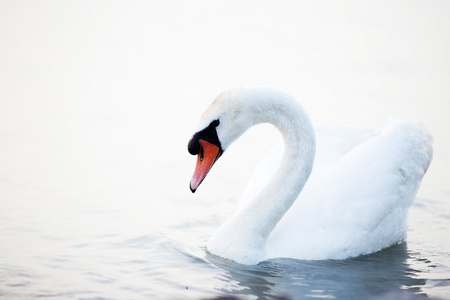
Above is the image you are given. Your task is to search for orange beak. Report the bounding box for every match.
[190,139,222,193]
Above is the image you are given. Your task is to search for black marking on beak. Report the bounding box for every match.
[188,119,222,155]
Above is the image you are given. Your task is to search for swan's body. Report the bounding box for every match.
[188,87,432,265]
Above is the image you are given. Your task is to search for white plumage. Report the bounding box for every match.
[190,87,433,265]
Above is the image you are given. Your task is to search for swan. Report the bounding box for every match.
[187,87,433,265]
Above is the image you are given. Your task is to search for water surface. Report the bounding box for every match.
[1,1,450,299]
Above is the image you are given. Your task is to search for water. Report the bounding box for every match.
[0,182,448,299]
[1,1,450,299]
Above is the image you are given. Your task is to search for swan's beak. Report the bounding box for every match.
[190,139,222,193]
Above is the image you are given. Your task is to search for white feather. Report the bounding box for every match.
[193,87,433,264]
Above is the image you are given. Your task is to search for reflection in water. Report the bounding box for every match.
[207,243,428,299]
[1,2,449,298]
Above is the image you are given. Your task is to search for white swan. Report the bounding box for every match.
[187,87,433,265]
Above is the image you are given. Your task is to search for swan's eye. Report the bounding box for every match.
[200,146,204,161]
[188,119,222,156]
[210,119,220,128]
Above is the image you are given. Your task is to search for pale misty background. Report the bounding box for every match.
[1,1,449,299]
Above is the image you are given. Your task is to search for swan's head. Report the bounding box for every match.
[187,88,259,192]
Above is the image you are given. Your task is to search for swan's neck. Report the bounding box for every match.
[208,92,316,264]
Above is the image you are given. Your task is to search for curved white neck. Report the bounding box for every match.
[207,90,316,264]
